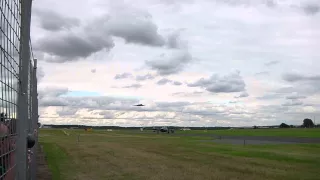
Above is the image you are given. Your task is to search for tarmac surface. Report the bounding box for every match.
[210,135,320,144]
[211,139,296,145]
[149,132,320,145]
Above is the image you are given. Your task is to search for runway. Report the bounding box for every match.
[137,131,320,144]
[172,133,320,145]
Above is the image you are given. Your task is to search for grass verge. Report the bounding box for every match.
[41,142,69,180]
[39,129,320,180]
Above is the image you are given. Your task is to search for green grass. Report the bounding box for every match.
[93,128,320,138]
[41,142,69,180]
[39,129,320,180]
[173,128,320,138]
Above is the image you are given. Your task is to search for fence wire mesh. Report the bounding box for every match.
[0,0,37,180]
[0,0,21,179]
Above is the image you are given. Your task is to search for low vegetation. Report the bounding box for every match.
[39,129,320,180]
[176,128,320,138]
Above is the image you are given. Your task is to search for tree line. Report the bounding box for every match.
[2,112,318,129]
[280,118,319,128]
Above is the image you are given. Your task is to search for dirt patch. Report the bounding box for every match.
[36,144,52,179]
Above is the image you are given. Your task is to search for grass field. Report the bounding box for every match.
[117,128,320,138]
[172,128,320,137]
[39,129,320,180]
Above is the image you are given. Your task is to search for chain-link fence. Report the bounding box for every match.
[0,0,38,180]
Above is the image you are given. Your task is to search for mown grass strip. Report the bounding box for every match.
[41,142,69,180]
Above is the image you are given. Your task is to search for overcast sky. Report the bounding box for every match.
[31,0,320,127]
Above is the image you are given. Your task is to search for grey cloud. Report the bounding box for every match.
[37,89,187,113]
[235,92,249,98]
[303,104,320,109]
[157,78,172,85]
[282,100,303,107]
[253,105,287,114]
[114,73,133,79]
[173,81,182,86]
[38,87,69,99]
[39,97,68,107]
[273,87,296,94]
[146,50,192,75]
[33,9,80,32]
[35,9,165,63]
[255,71,269,76]
[183,107,227,116]
[171,91,204,97]
[38,87,69,107]
[166,30,187,49]
[282,72,320,82]
[35,7,186,63]
[35,33,114,63]
[265,0,276,7]
[91,69,96,73]
[302,3,320,15]
[135,74,155,81]
[188,71,246,93]
[95,6,165,47]
[122,83,142,89]
[211,0,277,8]
[167,32,180,49]
[286,94,307,100]
[38,94,142,112]
[37,66,45,81]
[257,89,308,101]
[56,108,78,116]
[37,88,317,126]
[256,93,284,100]
[91,10,187,49]
[162,0,276,7]
[156,78,182,86]
[159,0,194,4]
[265,60,279,66]
[102,2,192,49]
[149,30,191,75]
[98,111,115,119]
[171,92,184,96]
[158,101,190,107]
[208,0,320,15]
[106,19,165,47]
[271,85,320,98]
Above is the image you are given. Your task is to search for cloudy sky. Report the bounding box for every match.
[31,0,320,127]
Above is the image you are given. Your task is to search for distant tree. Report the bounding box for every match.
[279,123,290,128]
[302,118,314,128]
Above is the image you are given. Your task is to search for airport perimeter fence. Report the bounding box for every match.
[0,0,38,180]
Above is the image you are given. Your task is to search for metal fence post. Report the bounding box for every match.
[30,59,38,180]
[17,0,33,179]
[29,63,33,132]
